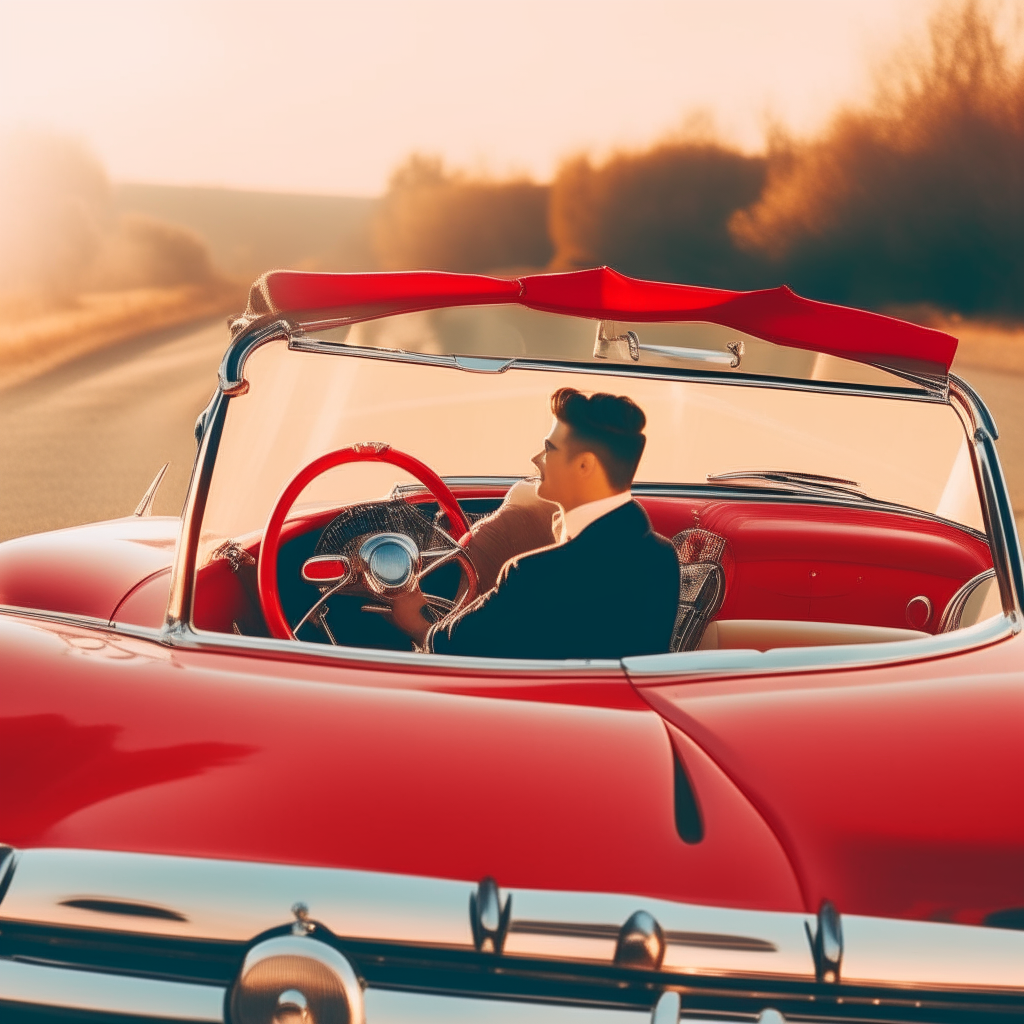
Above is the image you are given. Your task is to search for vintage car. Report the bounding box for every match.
[0,267,1021,1024]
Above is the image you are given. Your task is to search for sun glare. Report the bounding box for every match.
[0,0,938,196]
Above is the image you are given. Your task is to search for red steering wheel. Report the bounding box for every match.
[258,442,474,641]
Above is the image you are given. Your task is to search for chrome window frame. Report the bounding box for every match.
[151,314,1022,676]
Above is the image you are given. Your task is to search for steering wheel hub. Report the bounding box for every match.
[360,533,419,593]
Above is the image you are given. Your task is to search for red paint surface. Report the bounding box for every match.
[0,517,178,622]
[0,499,1017,922]
[0,613,802,913]
[111,568,172,628]
[631,630,1024,925]
[252,266,958,372]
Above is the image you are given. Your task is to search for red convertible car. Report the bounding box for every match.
[1,267,1022,1023]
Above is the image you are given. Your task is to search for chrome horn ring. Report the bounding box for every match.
[359,533,421,595]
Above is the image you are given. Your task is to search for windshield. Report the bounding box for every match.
[194,325,981,580]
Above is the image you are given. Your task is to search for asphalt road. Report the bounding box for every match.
[0,318,226,543]
[0,320,1021,543]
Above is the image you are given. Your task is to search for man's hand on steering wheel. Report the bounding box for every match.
[386,586,433,646]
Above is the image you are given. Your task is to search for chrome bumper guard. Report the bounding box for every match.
[0,848,1021,1022]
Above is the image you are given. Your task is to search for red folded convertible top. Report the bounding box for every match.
[245,266,958,375]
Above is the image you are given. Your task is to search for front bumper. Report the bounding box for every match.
[0,847,1021,1023]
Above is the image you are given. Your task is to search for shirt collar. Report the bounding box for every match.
[557,490,632,543]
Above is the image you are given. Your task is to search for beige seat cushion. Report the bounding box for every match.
[698,619,929,651]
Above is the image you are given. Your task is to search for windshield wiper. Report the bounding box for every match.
[706,470,868,501]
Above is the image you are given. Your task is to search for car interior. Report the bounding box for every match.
[185,484,997,653]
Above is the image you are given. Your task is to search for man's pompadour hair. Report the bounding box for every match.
[550,387,646,490]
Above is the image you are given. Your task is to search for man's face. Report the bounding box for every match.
[531,419,579,506]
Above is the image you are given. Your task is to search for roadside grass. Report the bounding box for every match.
[0,282,246,391]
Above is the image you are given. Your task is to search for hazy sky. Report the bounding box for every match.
[1,0,941,196]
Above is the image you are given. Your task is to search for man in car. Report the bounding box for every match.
[388,386,680,659]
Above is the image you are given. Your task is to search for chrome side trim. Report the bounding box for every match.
[0,604,623,676]
[167,621,625,677]
[0,604,167,639]
[2,600,1013,682]
[624,612,1017,680]
[0,958,224,1021]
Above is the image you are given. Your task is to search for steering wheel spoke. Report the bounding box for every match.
[416,534,468,582]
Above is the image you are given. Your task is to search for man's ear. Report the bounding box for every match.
[577,450,598,477]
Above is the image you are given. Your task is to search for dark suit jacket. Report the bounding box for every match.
[427,500,679,660]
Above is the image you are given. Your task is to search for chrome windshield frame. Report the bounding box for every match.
[157,316,1022,676]
[288,333,950,404]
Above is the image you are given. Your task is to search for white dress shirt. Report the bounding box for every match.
[555,490,632,544]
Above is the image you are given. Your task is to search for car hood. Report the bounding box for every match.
[0,611,804,914]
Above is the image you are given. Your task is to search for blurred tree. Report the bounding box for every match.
[90,214,217,290]
[730,1,1024,315]
[548,142,768,288]
[0,132,110,305]
[372,156,551,273]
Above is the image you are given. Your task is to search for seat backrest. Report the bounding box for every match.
[668,528,727,653]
